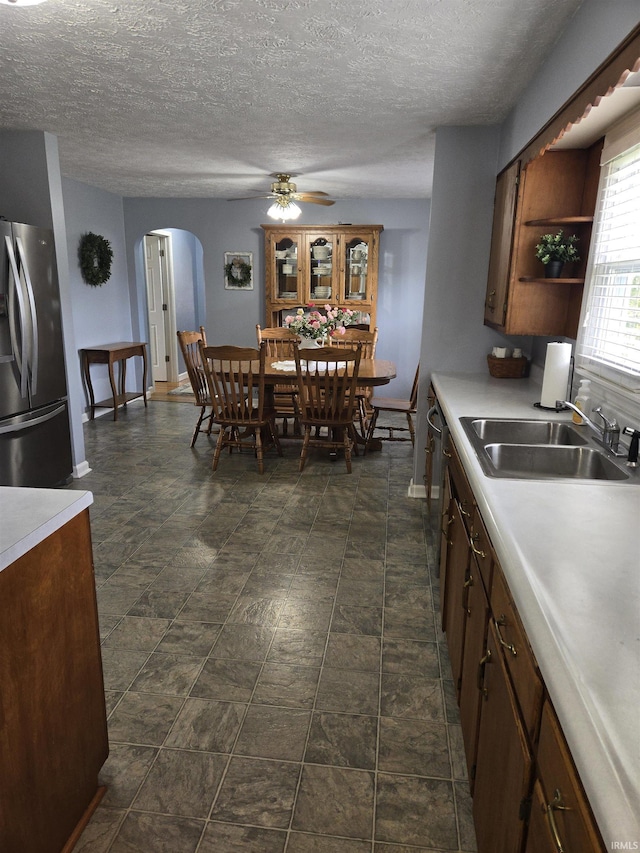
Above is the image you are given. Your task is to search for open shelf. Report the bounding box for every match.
[524,216,593,226]
[519,276,585,284]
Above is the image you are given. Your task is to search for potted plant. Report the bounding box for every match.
[535,230,580,278]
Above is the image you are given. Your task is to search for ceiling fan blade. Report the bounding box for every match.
[297,195,335,206]
[228,194,276,201]
[296,190,330,197]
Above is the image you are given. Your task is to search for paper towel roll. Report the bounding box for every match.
[540,342,572,408]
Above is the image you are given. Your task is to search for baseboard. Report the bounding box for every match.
[73,460,92,479]
[407,478,427,499]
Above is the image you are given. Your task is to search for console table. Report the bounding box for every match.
[81,342,148,421]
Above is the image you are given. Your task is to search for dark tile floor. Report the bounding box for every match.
[69,398,477,853]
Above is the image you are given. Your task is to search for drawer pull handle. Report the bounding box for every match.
[494,616,517,656]
[443,448,452,459]
[463,573,474,590]
[546,788,569,853]
[459,500,471,518]
[477,648,492,694]
[471,533,486,558]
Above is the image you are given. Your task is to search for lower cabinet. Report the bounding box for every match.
[439,429,606,853]
[0,510,108,853]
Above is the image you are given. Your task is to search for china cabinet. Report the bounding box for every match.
[484,142,602,337]
[262,224,382,329]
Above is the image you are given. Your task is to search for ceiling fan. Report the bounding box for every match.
[229,173,335,220]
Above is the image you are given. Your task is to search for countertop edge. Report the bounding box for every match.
[0,487,94,572]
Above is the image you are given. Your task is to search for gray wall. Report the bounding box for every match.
[123,198,430,399]
[62,177,133,414]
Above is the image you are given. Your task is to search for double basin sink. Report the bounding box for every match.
[460,417,633,482]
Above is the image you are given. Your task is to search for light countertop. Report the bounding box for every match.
[432,372,640,850]
[0,487,93,572]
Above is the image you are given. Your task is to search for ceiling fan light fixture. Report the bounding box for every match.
[267,199,302,222]
[0,0,48,5]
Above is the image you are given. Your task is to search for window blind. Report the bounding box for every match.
[577,134,640,391]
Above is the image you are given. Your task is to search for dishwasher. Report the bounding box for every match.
[426,398,450,570]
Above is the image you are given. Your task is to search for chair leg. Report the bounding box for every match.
[212,427,226,472]
[255,427,264,474]
[343,427,352,474]
[407,413,415,446]
[271,420,284,457]
[299,427,311,471]
[191,405,208,447]
[364,409,379,454]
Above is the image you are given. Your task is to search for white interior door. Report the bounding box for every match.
[144,233,176,383]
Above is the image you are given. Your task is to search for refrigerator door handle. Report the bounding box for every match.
[4,235,29,398]
[0,402,67,435]
[16,236,39,396]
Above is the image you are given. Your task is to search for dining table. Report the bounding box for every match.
[263,357,397,447]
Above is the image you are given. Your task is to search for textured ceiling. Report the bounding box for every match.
[0,0,585,199]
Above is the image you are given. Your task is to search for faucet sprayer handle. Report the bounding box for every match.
[622,427,640,468]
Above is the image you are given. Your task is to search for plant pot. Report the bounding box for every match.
[299,337,322,349]
[545,260,564,278]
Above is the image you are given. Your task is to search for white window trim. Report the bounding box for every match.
[575,108,640,397]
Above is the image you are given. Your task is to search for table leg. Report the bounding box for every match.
[82,353,96,421]
[141,344,148,408]
[108,357,119,421]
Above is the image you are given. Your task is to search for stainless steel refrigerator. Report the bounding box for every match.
[0,220,73,487]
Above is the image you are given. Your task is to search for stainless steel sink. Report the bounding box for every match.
[462,418,588,446]
[483,443,629,481]
[459,417,632,482]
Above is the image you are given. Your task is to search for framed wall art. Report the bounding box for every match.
[224,252,254,290]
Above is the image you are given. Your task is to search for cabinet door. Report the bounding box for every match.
[442,495,470,692]
[306,231,339,304]
[524,780,563,853]
[484,160,520,330]
[439,466,453,632]
[458,553,490,789]
[425,384,436,510]
[531,701,606,853]
[339,230,375,306]
[269,231,303,303]
[473,620,532,853]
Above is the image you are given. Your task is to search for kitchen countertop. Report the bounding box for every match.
[432,372,640,850]
[0,487,93,572]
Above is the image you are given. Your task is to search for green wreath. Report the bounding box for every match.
[79,232,113,286]
[225,257,252,288]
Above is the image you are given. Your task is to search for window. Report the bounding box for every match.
[577,113,640,392]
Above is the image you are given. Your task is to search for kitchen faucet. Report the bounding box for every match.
[556,401,625,456]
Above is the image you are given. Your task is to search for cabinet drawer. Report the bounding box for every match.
[470,508,493,594]
[534,700,605,853]
[491,566,543,744]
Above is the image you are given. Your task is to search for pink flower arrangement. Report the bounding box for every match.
[284,304,357,340]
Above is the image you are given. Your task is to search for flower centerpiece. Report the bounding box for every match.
[284,304,358,343]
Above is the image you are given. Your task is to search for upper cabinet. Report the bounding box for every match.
[262,224,383,329]
[484,142,602,337]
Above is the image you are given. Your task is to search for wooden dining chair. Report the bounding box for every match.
[176,327,215,447]
[256,325,301,436]
[365,365,419,452]
[328,327,378,437]
[198,342,283,474]
[294,344,362,473]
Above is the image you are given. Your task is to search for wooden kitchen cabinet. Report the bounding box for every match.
[473,619,533,853]
[435,412,606,852]
[484,142,602,337]
[0,509,108,853]
[525,700,606,853]
[262,224,382,329]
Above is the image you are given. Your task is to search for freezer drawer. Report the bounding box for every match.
[0,400,72,487]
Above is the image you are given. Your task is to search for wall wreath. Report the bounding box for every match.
[79,232,113,286]
[224,252,253,289]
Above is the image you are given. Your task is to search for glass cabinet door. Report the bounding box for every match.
[344,237,370,304]
[307,233,338,303]
[274,236,300,300]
